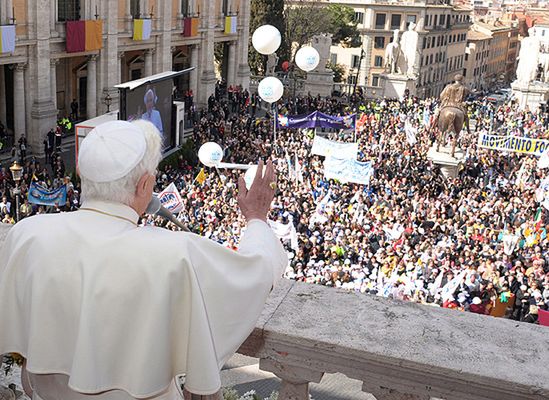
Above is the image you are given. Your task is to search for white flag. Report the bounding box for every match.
[405,119,417,146]
[158,182,184,213]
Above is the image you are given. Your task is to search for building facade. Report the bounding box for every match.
[325,0,472,98]
[464,29,491,91]
[0,0,251,154]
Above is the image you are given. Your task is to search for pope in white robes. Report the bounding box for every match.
[0,120,287,400]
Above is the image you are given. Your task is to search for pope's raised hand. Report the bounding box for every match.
[237,159,276,223]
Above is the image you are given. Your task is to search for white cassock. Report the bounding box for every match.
[0,200,287,400]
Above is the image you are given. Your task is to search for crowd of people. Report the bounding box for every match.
[1,86,549,324]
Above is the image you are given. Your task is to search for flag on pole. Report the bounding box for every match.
[404,119,417,146]
[66,20,103,53]
[158,182,184,213]
[133,19,152,41]
[0,25,15,53]
[195,168,206,185]
[224,16,237,34]
[534,207,543,231]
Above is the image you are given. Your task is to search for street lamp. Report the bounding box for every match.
[9,160,22,222]
[104,93,112,112]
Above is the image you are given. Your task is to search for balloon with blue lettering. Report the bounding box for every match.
[258,77,284,103]
[244,165,267,190]
[198,142,224,167]
[252,25,281,55]
[295,46,320,72]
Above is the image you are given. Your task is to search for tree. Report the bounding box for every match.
[284,1,361,59]
[327,62,346,83]
[249,0,287,75]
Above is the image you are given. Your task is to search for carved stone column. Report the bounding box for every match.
[190,44,199,96]
[226,42,236,86]
[259,359,324,400]
[50,59,59,111]
[144,49,154,77]
[12,63,26,143]
[86,55,98,118]
[0,65,6,125]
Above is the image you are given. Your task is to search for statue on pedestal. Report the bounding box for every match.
[384,29,402,75]
[433,74,470,157]
[399,23,420,79]
[516,27,540,86]
[266,53,279,76]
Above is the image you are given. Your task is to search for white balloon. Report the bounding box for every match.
[198,142,223,167]
[258,77,284,103]
[252,25,281,55]
[244,165,266,190]
[295,46,320,72]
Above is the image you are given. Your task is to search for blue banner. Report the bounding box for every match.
[277,111,356,130]
[324,157,374,185]
[27,182,67,206]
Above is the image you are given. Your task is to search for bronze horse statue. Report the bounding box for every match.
[433,105,470,157]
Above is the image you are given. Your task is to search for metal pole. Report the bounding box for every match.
[14,186,20,222]
[273,102,277,143]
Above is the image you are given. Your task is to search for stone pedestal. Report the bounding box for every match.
[381,73,416,99]
[304,70,334,97]
[426,146,465,179]
[511,80,549,111]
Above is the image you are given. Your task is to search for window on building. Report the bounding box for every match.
[58,0,81,21]
[330,53,338,65]
[375,13,386,29]
[355,12,364,24]
[391,14,401,29]
[130,0,140,18]
[433,15,438,26]
[351,55,360,69]
[347,75,357,84]
[422,37,427,49]
[440,15,445,26]
[465,53,468,61]
[406,15,417,26]
[181,0,190,16]
[372,74,380,86]
[374,36,385,49]
[463,68,467,77]
[222,0,230,15]
[374,55,383,67]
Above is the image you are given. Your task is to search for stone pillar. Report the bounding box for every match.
[144,49,153,77]
[86,55,98,118]
[5,0,13,25]
[234,0,251,89]
[0,66,6,124]
[226,42,236,86]
[126,0,132,31]
[198,1,217,108]
[258,359,324,400]
[50,59,59,111]
[190,45,199,96]
[152,0,173,74]
[176,0,184,29]
[100,0,120,114]
[13,63,26,144]
[50,0,57,35]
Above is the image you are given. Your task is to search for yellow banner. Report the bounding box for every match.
[477,133,549,156]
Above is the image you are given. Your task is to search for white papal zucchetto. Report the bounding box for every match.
[78,120,147,183]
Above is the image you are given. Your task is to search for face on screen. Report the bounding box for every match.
[126,81,174,152]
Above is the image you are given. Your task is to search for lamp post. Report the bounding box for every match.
[9,161,22,222]
[104,93,112,113]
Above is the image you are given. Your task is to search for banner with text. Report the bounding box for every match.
[323,157,374,185]
[27,182,67,206]
[277,111,356,130]
[477,133,549,156]
[158,182,184,213]
[311,135,359,159]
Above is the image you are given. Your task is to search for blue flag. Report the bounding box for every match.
[27,182,67,206]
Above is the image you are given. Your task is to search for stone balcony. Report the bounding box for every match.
[1,225,548,400]
[239,280,549,400]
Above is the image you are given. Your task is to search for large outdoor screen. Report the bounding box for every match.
[125,79,174,151]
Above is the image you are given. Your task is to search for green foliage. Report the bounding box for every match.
[327,62,346,83]
[284,1,361,58]
[249,0,288,74]
[327,4,361,48]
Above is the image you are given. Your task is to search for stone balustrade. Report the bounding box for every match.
[238,279,549,400]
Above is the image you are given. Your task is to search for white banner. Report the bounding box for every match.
[311,135,358,159]
[158,182,184,213]
[323,157,374,185]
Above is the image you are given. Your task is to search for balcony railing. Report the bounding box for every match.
[239,280,549,400]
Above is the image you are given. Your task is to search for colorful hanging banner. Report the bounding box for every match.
[224,16,237,34]
[183,17,199,37]
[66,20,103,53]
[27,182,67,206]
[0,25,15,53]
[277,111,356,130]
[133,19,152,41]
